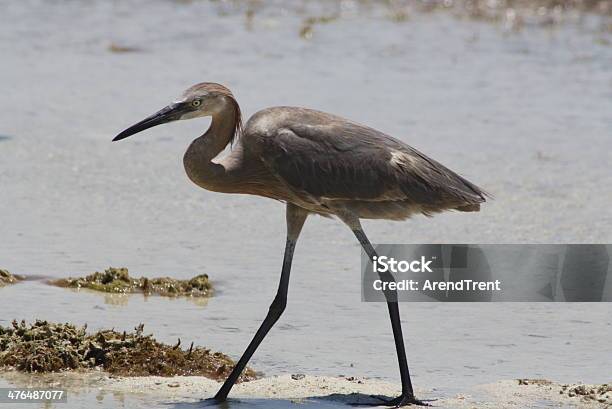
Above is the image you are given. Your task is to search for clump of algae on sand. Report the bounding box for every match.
[0,269,24,287]
[560,382,612,404]
[518,379,612,405]
[50,267,212,297]
[0,320,256,381]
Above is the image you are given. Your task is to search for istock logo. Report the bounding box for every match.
[372,256,436,273]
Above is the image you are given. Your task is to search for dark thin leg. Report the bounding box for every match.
[352,228,429,407]
[214,204,307,402]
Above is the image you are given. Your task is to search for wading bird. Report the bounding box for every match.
[113,83,487,407]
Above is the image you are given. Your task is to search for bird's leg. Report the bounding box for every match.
[339,214,427,407]
[213,203,308,402]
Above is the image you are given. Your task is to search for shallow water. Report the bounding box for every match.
[1,1,611,408]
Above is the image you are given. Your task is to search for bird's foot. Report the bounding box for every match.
[352,393,433,407]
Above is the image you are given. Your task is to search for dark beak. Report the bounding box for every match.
[113,103,185,141]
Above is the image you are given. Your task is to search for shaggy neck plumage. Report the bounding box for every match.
[183,100,243,192]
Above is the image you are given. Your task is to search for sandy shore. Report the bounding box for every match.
[102,374,610,408]
[1,370,610,408]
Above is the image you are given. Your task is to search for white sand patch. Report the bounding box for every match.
[103,374,404,405]
[101,375,611,408]
[2,371,609,408]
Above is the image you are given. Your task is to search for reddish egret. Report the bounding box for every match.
[114,82,487,406]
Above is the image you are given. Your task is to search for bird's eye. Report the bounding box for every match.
[191,99,201,107]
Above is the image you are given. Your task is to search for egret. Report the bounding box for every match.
[113,82,487,406]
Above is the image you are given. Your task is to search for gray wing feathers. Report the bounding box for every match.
[258,119,486,210]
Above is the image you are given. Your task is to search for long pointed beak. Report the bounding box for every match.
[113,103,184,141]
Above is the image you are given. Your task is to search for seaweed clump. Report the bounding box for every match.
[0,269,24,287]
[50,267,212,297]
[518,379,612,404]
[0,320,256,381]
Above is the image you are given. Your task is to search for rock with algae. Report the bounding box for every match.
[50,267,212,297]
[0,320,256,381]
[0,269,24,287]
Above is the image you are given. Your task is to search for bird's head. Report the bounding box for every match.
[113,82,240,141]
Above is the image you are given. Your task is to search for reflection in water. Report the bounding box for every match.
[57,286,210,308]
[104,292,130,306]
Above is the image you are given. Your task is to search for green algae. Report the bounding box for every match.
[0,269,24,287]
[50,267,212,297]
[0,320,257,381]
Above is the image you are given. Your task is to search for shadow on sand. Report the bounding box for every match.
[167,393,391,408]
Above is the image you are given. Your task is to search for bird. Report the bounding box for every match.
[113,82,487,407]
